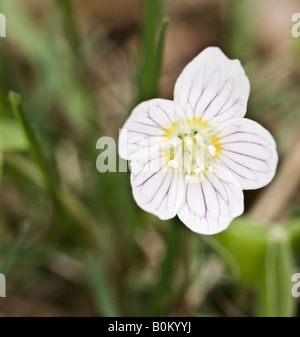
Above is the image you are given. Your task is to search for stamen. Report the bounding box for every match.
[170,138,181,147]
[193,166,203,175]
[168,159,179,169]
[208,145,216,157]
[185,138,193,146]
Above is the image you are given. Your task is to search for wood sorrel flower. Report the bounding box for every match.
[119,47,278,234]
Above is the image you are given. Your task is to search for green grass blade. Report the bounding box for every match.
[85,254,120,317]
[136,0,167,103]
[3,0,93,128]
[146,219,181,316]
[54,0,84,66]
[226,0,256,61]
[0,119,27,151]
[9,92,56,183]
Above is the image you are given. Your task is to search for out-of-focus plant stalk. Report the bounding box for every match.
[146,218,181,316]
[55,0,83,66]
[136,0,169,103]
[260,226,295,317]
[9,92,59,202]
[8,93,103,250]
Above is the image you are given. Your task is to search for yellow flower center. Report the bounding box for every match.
[162,118,221,180]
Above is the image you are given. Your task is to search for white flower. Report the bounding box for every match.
[119,47,278,235]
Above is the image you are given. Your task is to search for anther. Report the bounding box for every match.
[168,159,179,169]
[208,145,216,157]
[185,138,193,146]
[170,138,181,147]
[193,166,203,175]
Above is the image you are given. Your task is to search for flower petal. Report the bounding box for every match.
[119,99,177,160]
[174,47,250,125]
[178,166,244,235]
[215,118,278,190]
[130,154,186,220]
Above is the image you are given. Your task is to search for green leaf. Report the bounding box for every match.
[216,217,269,284]
[286,219,300,250]
[0,119,27,151]
[259,226,296,317]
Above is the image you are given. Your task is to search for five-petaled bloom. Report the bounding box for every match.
[119,47,278,235]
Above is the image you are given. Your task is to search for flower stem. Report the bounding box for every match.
[146,217,182,316]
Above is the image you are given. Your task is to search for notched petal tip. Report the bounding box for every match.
[178,166,244,235]
[174,46,250,125]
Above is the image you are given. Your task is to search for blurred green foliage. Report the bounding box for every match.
[0,0,299,317]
